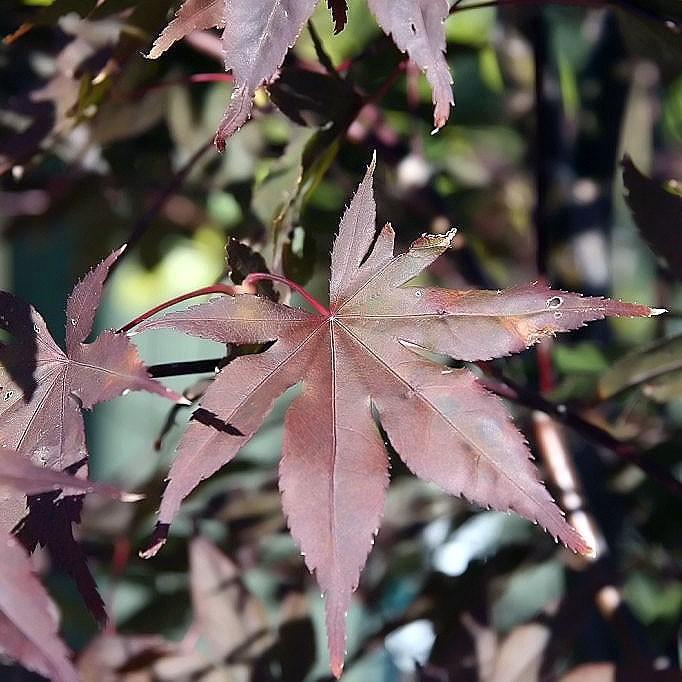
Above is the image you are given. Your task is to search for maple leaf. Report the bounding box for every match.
[136,158,659,677]
[147,0,454,149]
[0,246,178,621]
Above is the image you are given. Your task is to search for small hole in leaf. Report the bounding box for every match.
[546,296,563,309]
[554,311,563,319]
[414,290,423,298]
[410,23,417,33]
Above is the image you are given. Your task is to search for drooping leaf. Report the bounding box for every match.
[147,0,454,149]
[366,0,453,129]
[0,533,79,682]
[268,65,360,129]
[215,0,319,150]
[227,237,279,301]
[0,446,140,681]
[0,246,178,620]
[137,157,659,677]
[599,334,682,402]
[622,155,682,279]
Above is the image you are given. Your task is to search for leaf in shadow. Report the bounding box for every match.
[622,155,682,279]
[0,294,38,402]
[15,494,107,625]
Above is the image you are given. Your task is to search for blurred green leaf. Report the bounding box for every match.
[492,561,564,631]
[283,225,317,285]
[599,335,682,402]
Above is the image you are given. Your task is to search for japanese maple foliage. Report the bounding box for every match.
[147,0,453,150]
[135,158,659,678]
[0,447,139,682]
[0,246,179,621]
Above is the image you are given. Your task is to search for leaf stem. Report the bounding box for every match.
[119,272,328,335]
[117,284,238,334]
[243,273,330,316]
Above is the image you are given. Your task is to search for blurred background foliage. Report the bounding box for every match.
[1,0,681,680]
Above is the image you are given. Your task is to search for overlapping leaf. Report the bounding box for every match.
[0,447,139,501]
[136,158,659,677]
[0,534,79,682]
[147,0,454,149]
[0,447,141,682]
[0,246,178,620]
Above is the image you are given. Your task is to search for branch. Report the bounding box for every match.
[448,0,681,31]
[113,138,215,271]
[148,359,223,378]
[478,367,682,497]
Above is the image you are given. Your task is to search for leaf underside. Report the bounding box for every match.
[137,157,657,677]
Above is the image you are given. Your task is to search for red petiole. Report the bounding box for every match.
[117,284,238,334]
[118,273,329,334]
[243,272,330,316]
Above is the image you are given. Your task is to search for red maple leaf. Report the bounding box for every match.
[0,246,178,621]
[136,159,659,677]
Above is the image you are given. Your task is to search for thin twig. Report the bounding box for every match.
[114,138,214,269]
[479,369,682,497]
[448,0,681,30]
[148,359,222,378]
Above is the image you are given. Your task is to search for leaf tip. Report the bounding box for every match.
[139,523,170,559]
[331,660,344,679]
[648,307,668,316]
[581,543,597,560]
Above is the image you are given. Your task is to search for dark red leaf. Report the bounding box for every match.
[147,0,454,148]
[137,157,659,677]
[0,246,178,620]
[0,447,141,500]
